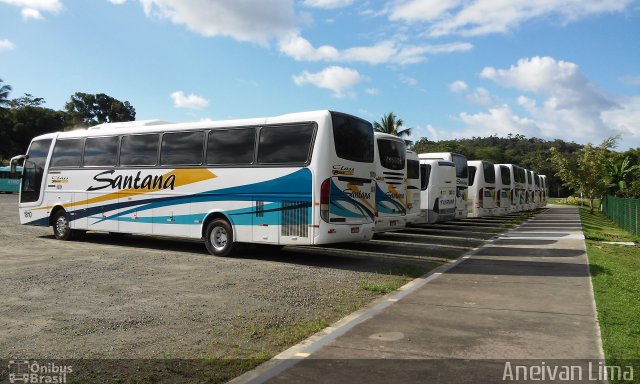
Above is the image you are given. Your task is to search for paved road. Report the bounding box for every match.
[234,206,604,383]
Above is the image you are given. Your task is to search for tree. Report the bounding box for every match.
[9,93,45,108]
[10,106,67,154]
[550,136,617,213]
[373,112,412,144]
[64,92,135,128]
[605,156,640,197]
[0,78,11,111]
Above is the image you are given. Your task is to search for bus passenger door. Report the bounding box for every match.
[252,199,279,243]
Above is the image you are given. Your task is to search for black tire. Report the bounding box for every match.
[52,210,72,241]
[204,218,234,256]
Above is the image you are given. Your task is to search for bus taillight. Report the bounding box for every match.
[478,188,484,208]
[320,178,330,222]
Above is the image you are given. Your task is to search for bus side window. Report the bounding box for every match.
[50,138,84,168]
[207,128,255,165]
[258,124,314,164]
[84,136,119,167]
[120,134,160,166]
[161,131,204,166]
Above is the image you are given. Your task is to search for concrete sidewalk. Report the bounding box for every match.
[234,206,604,383]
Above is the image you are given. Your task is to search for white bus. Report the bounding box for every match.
[467,160,496,217]
[539,175,549,206]
[494,164,512,216]
[528,170,539,210]
[10,110,378,256]
[497,164,526,212]
[513,165,527,211]
[405,150,422,225]
[416,159,456,224]
[373,132,407,232]
[418,152,468,219]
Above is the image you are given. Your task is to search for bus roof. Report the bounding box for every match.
[28,110,339,142]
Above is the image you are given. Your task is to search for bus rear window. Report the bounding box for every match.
[377,139,405,170]
[407,159,419,180]
[420,164,430,190]
[483,162,496,183]
[468,166,477,187]
[500,165,511,185]
[331,113,374,163]
[451,154,468,179]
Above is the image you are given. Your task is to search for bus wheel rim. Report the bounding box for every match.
[211,227,227,251]
[56,216,68,236]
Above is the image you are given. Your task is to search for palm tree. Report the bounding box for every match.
[605,156,640,196]
[0,78,11,111]
[373,112,412,144]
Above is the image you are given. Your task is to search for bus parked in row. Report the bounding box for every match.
[467,160,496,217]
[373,132,407,232]
[0,165,22,193]
[418,152,468,219]
[405,150,421,225]
[539,175,549,206]
[494,164,512,216]
[416,159,457,224]
[10,110,378,256]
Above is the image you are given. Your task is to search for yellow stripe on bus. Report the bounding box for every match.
[36,168,216,210]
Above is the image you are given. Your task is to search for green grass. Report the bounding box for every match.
[360,263,428,294]
[579,207,640,383]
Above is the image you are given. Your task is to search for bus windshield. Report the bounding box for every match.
[331,113,374,163]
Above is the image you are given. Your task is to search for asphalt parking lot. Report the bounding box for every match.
[0,193,531,381]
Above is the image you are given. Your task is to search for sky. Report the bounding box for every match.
[1,0,639,150]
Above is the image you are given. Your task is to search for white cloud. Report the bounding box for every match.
[278,33,471,64]
[364,88,380,95]
[399,74,418,86]
[457,105,539,137]
[302,0,353,9]
[292,66,363,97]
[389,0,461,22]
[139,0,295,45]
[0,38,15,51]
[108,0,127,4]
[451,56,640,147]
[449,80,468,93]
[0,0,62,19]
[601,97,640,144]
[388,0,632,37]
[465,87,492,106]
[170,91,209,109]
[21,7,42,19]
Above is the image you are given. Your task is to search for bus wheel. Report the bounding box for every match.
[204,218,234,256]
[52,210,72,241]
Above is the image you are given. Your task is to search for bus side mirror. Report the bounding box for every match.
[10,155,27,174]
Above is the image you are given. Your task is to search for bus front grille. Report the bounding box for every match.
[281,201,310,238]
